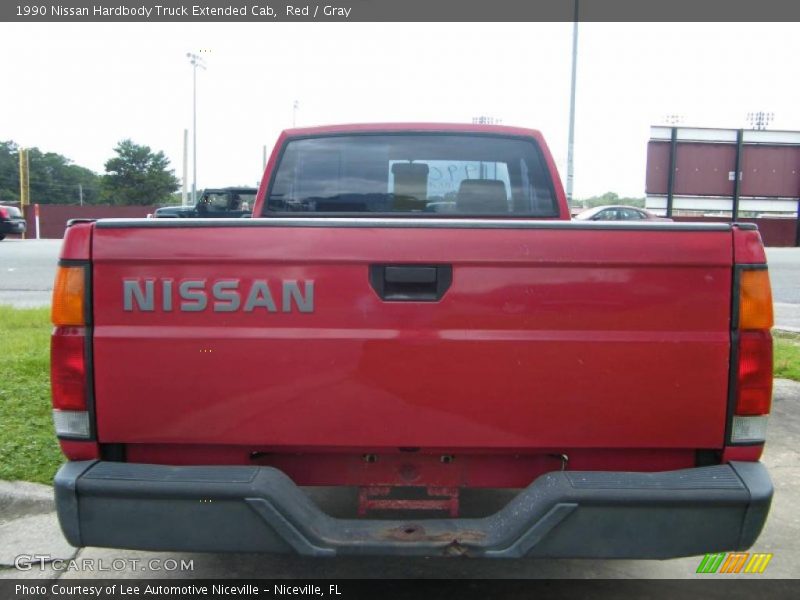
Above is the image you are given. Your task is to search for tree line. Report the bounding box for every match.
[0,140,179,206]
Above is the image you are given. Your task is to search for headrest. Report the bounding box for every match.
[456,179,508,214]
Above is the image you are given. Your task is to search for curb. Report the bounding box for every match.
[0,481,54,516]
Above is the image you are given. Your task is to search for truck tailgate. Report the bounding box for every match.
[90,220,733,451]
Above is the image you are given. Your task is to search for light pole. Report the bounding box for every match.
[747,111,774,130]
[664,114,684,126]
[471,115,502,125]
[565,0,579,206]
[187,52,206,205]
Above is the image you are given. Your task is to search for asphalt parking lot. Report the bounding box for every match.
[0,239,61,308]
[1,239,799,579]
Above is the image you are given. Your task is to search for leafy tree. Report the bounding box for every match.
[0,141,19,202]
[101,139,179,205]
[165,191,184,206]
[29,148,102,204]
[0,141,101,204]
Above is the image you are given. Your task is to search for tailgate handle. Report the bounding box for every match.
[385,266,436,284]
[369,265,452,301]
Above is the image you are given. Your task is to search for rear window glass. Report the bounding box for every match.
[4,206,22,217]
[265,134,557,217]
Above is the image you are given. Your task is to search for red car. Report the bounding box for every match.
[51,123,772,558]
[0,204,26,240]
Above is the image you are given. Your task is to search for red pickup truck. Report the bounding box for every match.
[51,123,774,558]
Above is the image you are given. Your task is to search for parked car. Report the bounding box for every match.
[0,205,26,240]
[50,123,772,559]
[153,187,256,218]
[574,205,672,221]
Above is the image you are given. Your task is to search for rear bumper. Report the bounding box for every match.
[0,220,26,234]
[54,461,772,558]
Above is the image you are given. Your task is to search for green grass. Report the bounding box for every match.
[775,331,800,382]
[0,306,798,485]
[0,306,63,484]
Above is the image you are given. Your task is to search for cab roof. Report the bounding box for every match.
[281,122,544,140]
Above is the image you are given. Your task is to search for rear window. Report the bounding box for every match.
[265,134,557,217]
[3,206,22,218]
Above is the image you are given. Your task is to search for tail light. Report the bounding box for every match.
[51,263,93,440]
[52,265,87,326]
[738,269,773,330]
[736,330,773,416]
[729,266,773,445]
[0,206,8,218]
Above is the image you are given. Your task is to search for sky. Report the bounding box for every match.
[1,22,798,198]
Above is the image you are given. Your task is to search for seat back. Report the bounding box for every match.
[456,180,508,214]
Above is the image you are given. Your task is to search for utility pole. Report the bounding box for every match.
[565,0,579,206]
[187,52,206,205]
[293,100,299,127]
[18,149,30,239]
[78,183,83,206]
[182,128,189,206]
[262,145,267,171]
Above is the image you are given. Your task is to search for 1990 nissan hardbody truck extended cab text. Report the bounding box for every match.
[50,124,774,558]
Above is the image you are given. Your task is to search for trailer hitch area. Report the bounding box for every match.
[358,485,460,517]
[379,522,484,556]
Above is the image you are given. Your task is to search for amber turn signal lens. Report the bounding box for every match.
[739,269,773,330]
[52,266,86,326]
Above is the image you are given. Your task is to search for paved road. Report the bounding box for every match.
[767,248,800,304]
[0,240,60,308]
[1,240,798,329]
[768,248,800,331]
[1,378,796,580]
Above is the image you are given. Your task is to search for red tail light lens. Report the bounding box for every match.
[0,207,8,219]
[736,330,773,416]
[51,327,87,411]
